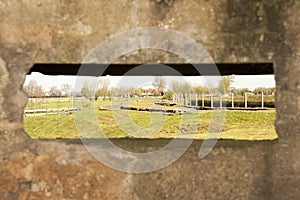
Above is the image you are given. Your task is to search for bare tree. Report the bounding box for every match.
[61,84,72,97]
[171,81,192,94]
[24,80,37,97]
[23,80,45,97]
[35,85,44,97]
[49,86,61,97]
[153,76,166,96]
[81,81,97,100]
[95,78,110,100]
[218,76,235,94]
[23,80,46,109]
[193,85,208,94]
[111,86,134,97]
[81,79,110,100]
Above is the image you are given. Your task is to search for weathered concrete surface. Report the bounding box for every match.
[0,0,299,199]
[0,138,274,200]
[0,138,126,200]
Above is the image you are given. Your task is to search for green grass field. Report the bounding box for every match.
[25,97,73,110]
[24,99,277,140]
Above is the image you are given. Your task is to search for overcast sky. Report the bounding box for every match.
[25,73,275,92]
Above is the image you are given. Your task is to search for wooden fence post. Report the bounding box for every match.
[220,95,222,108]
[232,93,234,108]
[202,93,204,107]
[261,92,264,108]
[211,94,214,108]
[245,92,248,108]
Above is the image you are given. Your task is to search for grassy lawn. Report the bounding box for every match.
[25,97,73,110]
[24,99,277,140]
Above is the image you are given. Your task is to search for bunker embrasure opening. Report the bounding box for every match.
[23,63,277,140]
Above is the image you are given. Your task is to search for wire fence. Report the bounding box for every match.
[172,92,275,109]
[24,97,75,116]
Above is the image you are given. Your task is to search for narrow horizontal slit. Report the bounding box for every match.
[28,63,274,76]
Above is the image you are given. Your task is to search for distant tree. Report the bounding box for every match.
[134,88,142,97]
[153,76,166,96]
[232,88,250,96]
[61,84,72,96]
[35,85,44,97]
[23,80,45,97]
[253,87,276,95]
[162,91,173,100]
[171,81,192,94]
[127,87,136,97]
[111,87,123,97]
[253,87,264,94]
[72,91,82,97]
[24,80,37,96]
[111,86,133,97]
[218,76,235,94]
[81,79,110,100]
[81,81,97,100]
[49,86,61,97]
[95,78,110,100]
[193,85,208,94]
[269,87,276,95]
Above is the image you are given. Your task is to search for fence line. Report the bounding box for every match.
[173,92,271,109]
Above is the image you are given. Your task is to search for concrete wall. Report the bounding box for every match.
[0,0,299,199]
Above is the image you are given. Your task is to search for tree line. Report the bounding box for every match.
[24,80,72,97]
[24,76,275,99]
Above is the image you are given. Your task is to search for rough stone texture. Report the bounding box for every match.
[0,0,299,199]
[131,143,271,200]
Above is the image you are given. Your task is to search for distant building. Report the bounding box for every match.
[141,88,155,97]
